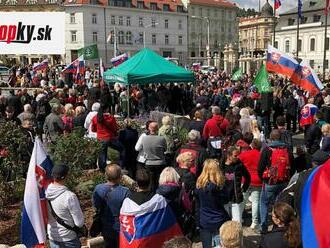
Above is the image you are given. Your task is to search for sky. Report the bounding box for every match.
[233,0,296,13]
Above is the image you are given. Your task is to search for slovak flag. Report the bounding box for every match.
[33,59,49,72]
[119,194,182,247]
[299,103,318,127]
[301,158,330,247]
[21,138,53,247]
[274,0,281,10]
[111,53,128,67]
[266,45,300,78]
[291,61,324,96]
[62,55,85,74]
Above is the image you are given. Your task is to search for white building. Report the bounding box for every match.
[275,0,330,73]
[65,0,189,66]
[182,0,238,67]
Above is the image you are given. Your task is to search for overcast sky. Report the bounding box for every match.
[233,0,296,13]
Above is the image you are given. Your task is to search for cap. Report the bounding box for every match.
[51,164,69,180]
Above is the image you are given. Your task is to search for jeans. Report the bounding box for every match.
[260,183,286,232]
[200,229,220,248]
[243,188,261,225]
[224,202,244,223]
[49,238,81,248]
[98,139,124,172]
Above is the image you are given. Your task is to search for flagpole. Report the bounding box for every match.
[273,0,276,45]
[296,1,300,59]
[114,27,117,57]
[104,8,108,65]
[323,12,328,81]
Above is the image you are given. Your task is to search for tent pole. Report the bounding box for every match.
[127,84,130,118]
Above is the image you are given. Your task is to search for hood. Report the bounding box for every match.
[212,115,224,124]
[157,184,181,200]
[45,183,68,200]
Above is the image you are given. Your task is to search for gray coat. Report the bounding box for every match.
[43,113,64,142]
[141,135,167,166]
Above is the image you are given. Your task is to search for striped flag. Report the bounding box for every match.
[21,138,53,247]
[33,59,48,72]
[298,0,303,19]
[325,0,330,15]
[111,53,128,67]
[274,0,281,10]
[62,55,85,74]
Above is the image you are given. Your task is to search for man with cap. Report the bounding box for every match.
[46,164,85,248]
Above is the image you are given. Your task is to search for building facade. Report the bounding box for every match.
[275,0,330,73]
[238,1,276,74]
[65,0,189,66]
[182,0,238,67]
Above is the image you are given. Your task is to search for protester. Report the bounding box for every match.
[62,103,75,133]
[73,106,86,128]
[189,110,206,134]
[84,102,100,139]
[92,164,129,248]
[219,221,243,248]
[239,108,252,135]
[163,236,192,248]
[46,164,85,248]
[320,123,330,152]
[17,104,35,124]
[43,104,64,142]
[203,106,229,140]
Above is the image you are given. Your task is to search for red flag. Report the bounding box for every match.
[325,0,330,15]
[274,0,281,10]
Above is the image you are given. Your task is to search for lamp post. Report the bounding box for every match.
[143,22,159,48]
[191,16,210,66]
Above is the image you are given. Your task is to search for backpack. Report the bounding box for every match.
[207,137,222,158]
[263,147,290,185]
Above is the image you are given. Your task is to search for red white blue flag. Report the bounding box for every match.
[62,55,85,74]
[325,0,330,15]
[21,138,53,247]
[119,194,182,247]
[299,103,318,127]
[274,0,281,10]
[111,53,128,67]
[266,45,300,78]
[33,59,48,72]
[301,158,330,247]
[291,61,324,96]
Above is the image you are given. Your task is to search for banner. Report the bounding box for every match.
[0,12,65,55]
[78,44,99,60]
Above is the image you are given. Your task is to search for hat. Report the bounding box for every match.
[51,164,69,180]
[312,150,330,165]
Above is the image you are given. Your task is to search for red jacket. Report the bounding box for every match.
[91,113,118,141]
[202,114,229,139]
[238,149,262,187]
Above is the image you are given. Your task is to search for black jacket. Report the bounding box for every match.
[284,96,298,116]
[305,123,322,154]
[221,160,251,203]
[260,226,290,248]
[321,105,330,123]
[176,167,196,192]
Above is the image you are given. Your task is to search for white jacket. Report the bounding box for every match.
[46,183,84,242]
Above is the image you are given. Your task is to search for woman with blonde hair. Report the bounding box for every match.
[62,103,75,133]
[196,159,230,248]
[320,123,330,152]
[251,119,261,141]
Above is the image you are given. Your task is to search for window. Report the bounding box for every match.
[163,4,170,11]
[118,31,124,44]
[310,38,315,51]
[178,20,182,29]
[178,35,182,45]
[126,17,131,26]
[288,18,295,26]
[285,40,290,53]
[139,17,143,27]
[165,35,169,45]
[200,51,204,57]
[178,52,183,61]
[165,19,169,29]
[310,60,315,68]
[326,37,329,50]
[92,14,97,24]
[301,17,308,24]
[150,2,157,10]
[137,1,144,8]
[126,31,132,44]
[298,39,302,52]
[111,16,115,25]
[139,32,144,44]
[222,9,225,18]
[313,15,321,22]
[110,30,115,44]
[71,31,77,42]
[119,16,123,25]
[92,32,98,42]
[177,5,184,12]
[70,13,75,24]
[152,34,156,44]
[191,51,196,57]
[151,18,156,28]
[325,60,329,69]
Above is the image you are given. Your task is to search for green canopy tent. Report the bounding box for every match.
[104,48,195,116]
[104,48,195,85]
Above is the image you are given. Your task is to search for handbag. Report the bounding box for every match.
[48,200,88,238]
[90,186,114,237]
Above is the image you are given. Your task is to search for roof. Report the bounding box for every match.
[261,0,273,17]
[282,0,325,15]
[189,0,236,8]
[104,48,195,84]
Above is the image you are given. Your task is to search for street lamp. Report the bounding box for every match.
[143,22,159,48]
[191,15,210,66]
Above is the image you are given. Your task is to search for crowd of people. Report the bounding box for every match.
[1,67,330,248]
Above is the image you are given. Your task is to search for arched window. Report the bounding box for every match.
[118,31,124,44]
[126,31,132,44]
[285,40,290,53]
[310,38,316,51]
[274,41,278,48]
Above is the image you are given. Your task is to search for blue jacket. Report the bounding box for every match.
[195,182,230,231]
[92,183,129,234]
